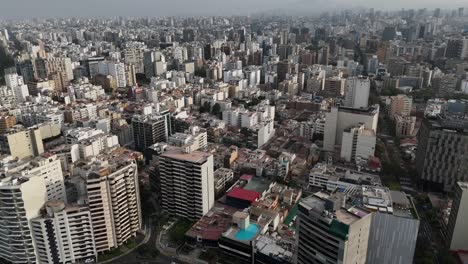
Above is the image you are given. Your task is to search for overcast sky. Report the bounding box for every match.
[0,0,467,19]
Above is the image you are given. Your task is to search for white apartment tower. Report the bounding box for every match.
[0,176,48,263]
[159,146,215,220]
[344,76,370,109]
[85,158,141,253]
[31,200,97,264]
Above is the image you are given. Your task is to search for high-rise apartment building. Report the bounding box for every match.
[395,115,416,137]
[84,152,142,253]
[143,51,165,79]
[1,154,66,202]
[277,60,292,82]
[159,146,214,220]
[0,175,48,263]
[344,76,370,109]
[416,116,468,191]
[132,109,172,151]
[31,200,97,264]
[445,38,468,59]
[446,182,468,252]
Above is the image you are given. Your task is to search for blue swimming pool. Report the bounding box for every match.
[234,224,259,241]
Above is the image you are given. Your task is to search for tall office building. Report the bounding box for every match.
[31,200,97,264]
[416,116,468,191]
[132,109,172,151]
[323,105,379,152]
[445,38,468,59]
[344,77,370,109]
[85,153,142,253]
[446,182,468,252]
[277,60,292,82]
[159,146,214,220]
[296,193,372,264]
[297,188,419,264]
[0,175,48,263]
[183,29,196,42]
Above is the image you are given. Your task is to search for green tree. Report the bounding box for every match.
[200,102,211,113]
[211,103,221,118]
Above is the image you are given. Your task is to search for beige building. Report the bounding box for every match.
[390,94,413,120]
[80,149,142,253]
[0,126,44,159]
[0,115,16,133]
[395,115,416,137]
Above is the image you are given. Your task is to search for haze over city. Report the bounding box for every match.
[1,2,468,264]
[0,0,467,18]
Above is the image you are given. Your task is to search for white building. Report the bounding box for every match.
[340,124,376,162]
[5,73,24,88]
[159,146,214,220]
[0,175,48,263]
[344,76,370,109]
[72,83,105,101]
[308,163,381,192]
[2,154,66,202]
[323,105,379,152]
[94,61,127,88]
[167,126,207,152]
[214,168,234,193]
[255,120,276,148]
[461,79,468,94]
[31,200,97,264]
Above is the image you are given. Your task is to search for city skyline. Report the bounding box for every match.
[1,3,468,264]
[0,0,467,19]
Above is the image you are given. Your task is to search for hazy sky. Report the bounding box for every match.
[0,0,467,19]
